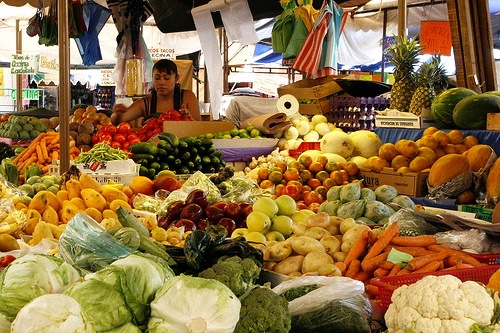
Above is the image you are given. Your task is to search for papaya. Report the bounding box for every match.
[428,154,471,188]
[70,197,87,211]
[28,190,61,213]
[487,157,500,205]
[65,179,82,199]
[462,144,497,172]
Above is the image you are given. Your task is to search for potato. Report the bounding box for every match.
[273,255,305,275]
[341,238,356,254]
[252,243,270,261]
[318,263,342,277]
[340,218,357,234]
[324,221,340,236]
[302,251,334,274]
[332,251,347,262]
[320,235,341,257]
[329,216,344,226]
[267,242,293,261]
[304,226,331,240]
[291,222,307,236]
[306,212,330,228]
[342,224,371,244]
[291,236,325,255]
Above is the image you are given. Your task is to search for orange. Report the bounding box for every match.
[257,168,270,181]
[435,148,446,160]
[418,135,439,151]
[308,162,324,173]
[339,170,349,182]
[322,177,336,189]
[344,161,359,177]
[299,169,313,183]
[288,160,302,171]
[275,183,286,197]
[378,143,399,162]
[330,170,343,185]
[129,176,155,195]
[269,170,283,184]
[298,154,313,169]
[316,155,328,166]
[463,135,479,149]
[447,129,464,144]
[275,161,288,173]
[423,126,439,136]
[315,170,330,183]
[314,185,328,199]
[396,166,411,175]
[455,144,468,154]
[307,178,321,189]
[283,167,300,181]
[259,180,274,189]
[325,161,339,173]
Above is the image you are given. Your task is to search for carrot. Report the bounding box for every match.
[345,259,361,278]
[41,165,49,174]
[365,284,380,297]
[390,235,437,247]
[385,246,437,257]
[388,263,402,276]
[12,135,44,164]
[363,222,399,261]
[353,270,371,282]
[35,145,44,163]
[343,229,370,268]
[334,261,347,274]
[396,267,412,276]
[368,231,378,245]
[407,250,448,271]
[427,245,484,267]
[51,150,59,161]
[378,260,395,270]
[361,251,389,272]
[443,263,475,270]
[373,267,390,277]
[49,133,60,145]
[40,138,49,161]
[411,260,441,274]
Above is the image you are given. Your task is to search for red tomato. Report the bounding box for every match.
[114,133,127,144]
[103,124,117,136]
[138,134,149,142]
[121,141,130,150]
[158,113,171,122]
[168,110,182,121]
[117,122,132,134]
[129,138,141,145]
[99,133,113,143]
[152,127,162,134]
[110,141,121,149]
[1,255,16,267]
[91,134,99,144]
[127,133,138,141]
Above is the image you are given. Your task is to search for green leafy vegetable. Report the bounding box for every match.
[387,248,413,268]
[281,285,320,302]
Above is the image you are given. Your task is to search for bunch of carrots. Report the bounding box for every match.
[334,223,486,299]
[12,132,80,179]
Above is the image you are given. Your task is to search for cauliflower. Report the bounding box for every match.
[234,286,291,333]
[197,256,261,297]
[385,275,495,333]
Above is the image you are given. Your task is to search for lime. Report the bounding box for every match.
[250,129,261,138]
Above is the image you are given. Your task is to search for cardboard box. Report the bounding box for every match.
[487,113,500,131]
[375,115,437,129]
[163,121,235,137]
[359,168,429,197]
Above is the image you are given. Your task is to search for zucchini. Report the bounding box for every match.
[131,153,155,163]
[129,142,158,155]
[116,206,149,237]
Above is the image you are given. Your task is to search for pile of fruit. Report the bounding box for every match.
[0,115,48,140]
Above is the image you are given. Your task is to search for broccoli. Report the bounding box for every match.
[197,256,261,297]
[234,286,291,333]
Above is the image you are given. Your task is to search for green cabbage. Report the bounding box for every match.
[0,313,11,333]
[148,275,241,333]
[87,254,175,326]
[0,254,81,320]
[10,294,93,333]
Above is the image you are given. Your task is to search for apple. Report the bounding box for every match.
[179,203,203,223]
[185,189,209,209]
[175,218,197,232]
[274,194,297,216]
[205,205,225,223]
[271,215,293,237]
[246,211,271,232]
[223,202,242,220]
[252,197,278,218]
[231,227,249,239]
[265,230,286,242]
[217,217,237,235]
[244,231,267,243]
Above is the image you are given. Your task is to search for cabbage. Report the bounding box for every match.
[0,313,11,333]
[10,294,93,333]
[64,279,133,332]
[86,254,175,325]
[148,275,241,333]
[0,254,81,320]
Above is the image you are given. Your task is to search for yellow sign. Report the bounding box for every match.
[10,54,37,74]
[38,55,59,74]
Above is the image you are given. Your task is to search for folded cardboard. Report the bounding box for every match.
[359,167,429,197]
[163,121,235,137]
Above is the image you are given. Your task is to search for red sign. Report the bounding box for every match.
[420,21,452,56]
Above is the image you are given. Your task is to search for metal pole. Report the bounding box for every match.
[58,0,70,174]
[15,20,23,113]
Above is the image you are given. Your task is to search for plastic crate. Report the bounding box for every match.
[371,265,500,312]
[458,204,494,222]
[288,141,320,159]
[49,163,139,186]
[468,253,500,265]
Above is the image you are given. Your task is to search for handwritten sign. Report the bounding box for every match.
[100,69,116,86]
[11,89,40,101]
[38,55,59,74]
[420,21,452,56]
[149,48,175,60]
[10,54,37,74]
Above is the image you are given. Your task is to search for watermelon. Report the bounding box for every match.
[453,93,500,129]
[431,87,478,127]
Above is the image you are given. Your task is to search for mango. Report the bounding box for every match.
[59,200,80,224]
[85,207,103,222]
[30,221,54,245]
[80,188,107,211]
[65,179,82,199]
[42,205,60,225]
[70,197,87,211]
[0,234,20,251]
[79,173,102,192]
[28,190,61,213]
[101,186,129,203]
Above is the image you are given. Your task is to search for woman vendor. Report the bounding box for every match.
[111,59,201,125]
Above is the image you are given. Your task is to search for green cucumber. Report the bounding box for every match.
[131,153,155,163]
[129,142,158,155]
[116,206,149,237]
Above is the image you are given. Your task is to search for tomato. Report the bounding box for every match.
[152,127,162,134]
[138,134,149,142]
[127,133,138,141]
[128,137,141,145]
[110,141,121,149]
[168,110,182,121]
[103,124,117,136]
[99,133,113,143]
[114,133,127,144]
[117,122,132,134]
[91,134,100,144]
[158,113,171,122]
[121,141,130,150]
[1,255,15,267]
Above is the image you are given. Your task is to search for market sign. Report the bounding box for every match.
[11,89,40,101]
[38,55,59,74]
[149,47,175,60]
[100,69,116,86]
[420,21,452,56]
[10,54,37,74]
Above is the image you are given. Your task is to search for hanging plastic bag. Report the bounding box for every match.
[26,0,43,37]
[272,0,297,53]
[283,0,319,60]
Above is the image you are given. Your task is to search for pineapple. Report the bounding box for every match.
[409,55,448,116]
[387,35,424,113]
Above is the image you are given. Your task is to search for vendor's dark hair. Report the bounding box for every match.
[153,59,178,75]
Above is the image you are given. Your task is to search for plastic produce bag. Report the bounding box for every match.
[272,0,297,53]
[273,276,372,332]
[388,208,438,236]
[59,213,133,274]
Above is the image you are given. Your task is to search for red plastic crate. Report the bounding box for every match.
[288,141,320,159]
[371,265,500,313]
[469,253,500,265]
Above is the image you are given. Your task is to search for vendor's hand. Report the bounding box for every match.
[179,104,193,120]
[112,103,127,115]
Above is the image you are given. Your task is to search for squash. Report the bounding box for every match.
[487,157,500,205]
[431,87,477,127]
[462,144,497,172]
[428,154,471,187]
[452,93,500,129]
